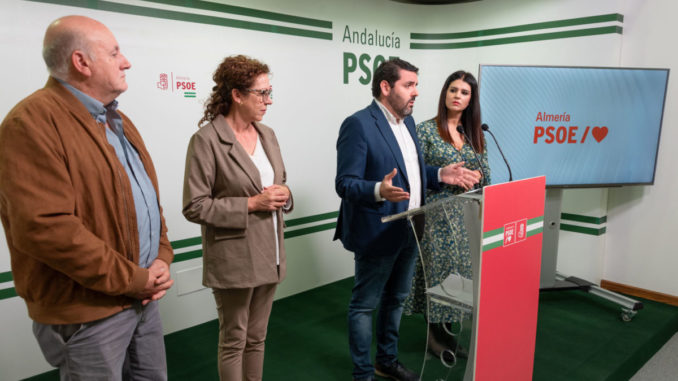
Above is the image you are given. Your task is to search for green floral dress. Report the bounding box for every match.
[404,118,491,323]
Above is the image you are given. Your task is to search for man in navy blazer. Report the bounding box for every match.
[335,59,480,381]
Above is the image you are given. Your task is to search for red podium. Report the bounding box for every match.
[382,176,546,380]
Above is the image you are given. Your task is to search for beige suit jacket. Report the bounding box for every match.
[183,114,292,289]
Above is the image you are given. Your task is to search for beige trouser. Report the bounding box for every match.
[213,284,277,381]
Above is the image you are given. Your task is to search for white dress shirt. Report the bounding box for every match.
[374,99,422,210]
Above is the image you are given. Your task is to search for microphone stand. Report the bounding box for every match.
[481,123,513,181]
[456,125,486,189]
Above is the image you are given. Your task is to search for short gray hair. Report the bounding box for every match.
[42,28,92,80]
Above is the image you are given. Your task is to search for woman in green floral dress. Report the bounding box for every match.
[404,70,490,360]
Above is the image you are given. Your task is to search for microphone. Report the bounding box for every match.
[482,123,513,181]
[456,125,486,188]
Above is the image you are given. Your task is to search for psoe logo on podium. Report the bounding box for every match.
[503,218,528,247]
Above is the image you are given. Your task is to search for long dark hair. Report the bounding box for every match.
[434,70,484,153]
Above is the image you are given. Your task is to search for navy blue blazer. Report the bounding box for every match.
[334,100,440,256]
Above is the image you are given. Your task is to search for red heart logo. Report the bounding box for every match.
[592,126,608,142]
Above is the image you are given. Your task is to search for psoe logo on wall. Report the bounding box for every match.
[156,73,197,98]
[503,218,527,247]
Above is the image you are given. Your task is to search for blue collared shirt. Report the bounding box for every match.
[59,80,161,268]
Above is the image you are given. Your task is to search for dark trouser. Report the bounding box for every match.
[32,300,167,381]
[348,231,418,379]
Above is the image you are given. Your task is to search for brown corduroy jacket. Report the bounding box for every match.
[0,77,174,324]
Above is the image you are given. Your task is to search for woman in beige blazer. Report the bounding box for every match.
[183,55,292,381]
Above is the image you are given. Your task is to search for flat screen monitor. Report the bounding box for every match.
[478,65,669,187]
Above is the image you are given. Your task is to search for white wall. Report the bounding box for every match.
[604,0,678,296]
[1,0,667,379]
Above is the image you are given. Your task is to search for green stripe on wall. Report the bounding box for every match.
[561,213,607,225]
[0,288,17,300]
[173,249,204,263]
[171,236,202,250]
[286,211,338,227]
[170,211,340,262]
[411,13,622,40]
[0,208,601,300]
[284,222,336,239]
[560,223,606,236]
[27,0,333,40]
[411,26,622,50]
[0,271,12,283]
[143,0,332,28]
[0,209,604,300]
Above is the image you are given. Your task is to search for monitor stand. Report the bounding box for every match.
[539,188,643,322]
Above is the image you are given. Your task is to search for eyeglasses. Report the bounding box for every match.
[245,88,273,100]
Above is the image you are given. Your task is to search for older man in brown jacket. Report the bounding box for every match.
[0,16,174,380]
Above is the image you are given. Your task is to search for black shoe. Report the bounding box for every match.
[374,360,420,381]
